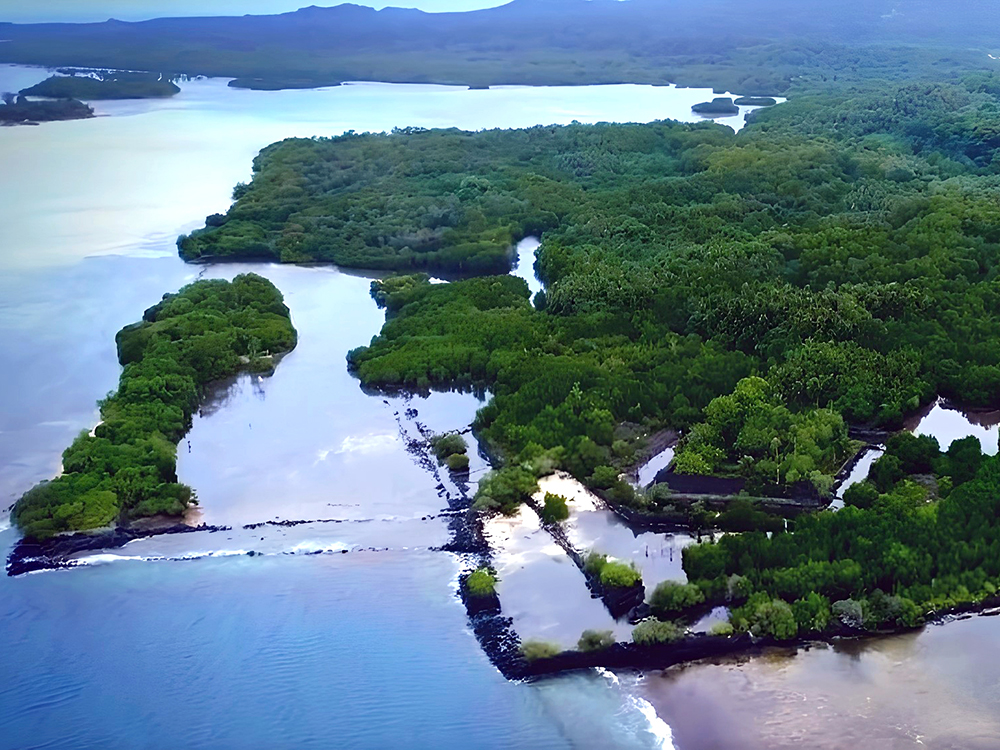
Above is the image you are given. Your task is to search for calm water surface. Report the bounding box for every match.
[2,64,999,750]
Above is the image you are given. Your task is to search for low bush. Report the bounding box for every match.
[540,492,570,524]
[465,567,497,598]
[632,619,684,646]
[600,561,642,589]
[648,580,705,616]
[431,433,468,461]
[521,640,561,661]
[709,621,735,636]
[577,629,616,652]
[446,453,470,472]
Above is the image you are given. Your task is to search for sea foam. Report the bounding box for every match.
[629,696,677,750]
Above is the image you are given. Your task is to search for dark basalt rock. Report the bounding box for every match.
[511,633,756,680]
[6,523,231,577]
[600,582,646,619]
[460,582,502,616]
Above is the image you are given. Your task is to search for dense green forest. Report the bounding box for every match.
[335,73,1000,510]
[681,433,998,638]
[171,49,1000,636]
[20,73,180,100]
[1,1,998,91]
[671,376,854,495]
[12,275,297,540]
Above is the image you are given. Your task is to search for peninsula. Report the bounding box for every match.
[20,73,180,100]
[0,94,93,124]
[11,274,297,539]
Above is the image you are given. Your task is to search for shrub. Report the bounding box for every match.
[649,580,705,616]
[709,621,735,636]
[521,640,561,661]
[632,619,684,646]
[577,629,615,652]
[842,481,878,509]
[431,432,468,461]
[446,453,470,472]
[473,466,538,514]
[609,479,637,505]
[589,465,619,489]
[716,498,783,532]
[540,492,570,524]
[832,598,867,629]
[749,598,798,640]
[792,592,831,632]
[465,567,497,598]
[584,552,609,576]
[600,561,642,589]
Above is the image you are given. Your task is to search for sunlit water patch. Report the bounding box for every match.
[910,399,1000,455]
[540,473,694,586]
[635,447,676,488]
[483,504,629,647]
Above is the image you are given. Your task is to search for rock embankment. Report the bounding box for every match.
[6,523,231,576]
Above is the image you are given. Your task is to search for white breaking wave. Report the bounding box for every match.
[629,697,676,750]
[173,549,252,560]
[288,540,349,554]
[595,667,621,687]
[77,553,154,565]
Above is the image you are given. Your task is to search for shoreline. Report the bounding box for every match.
[1,63,784,100]
[509,592,1000,682]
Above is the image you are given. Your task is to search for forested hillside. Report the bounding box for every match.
[2,0,999,91]
[12,274,297,539]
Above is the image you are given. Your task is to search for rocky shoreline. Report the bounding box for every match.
[5,522,232,577]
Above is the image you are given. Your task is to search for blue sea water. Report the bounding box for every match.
[0,539,562,750]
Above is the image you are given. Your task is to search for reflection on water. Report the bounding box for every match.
[542,473,693,587]
[512,236,544,299]
[830,446,884,510]
[636,447,676,488]
[689,606,729,634]
[911,400,1000,455]
[172,263,487,531]
[644,615,1000,749]
[483,504,628,647]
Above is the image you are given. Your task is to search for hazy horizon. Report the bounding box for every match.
[0,0,507,24]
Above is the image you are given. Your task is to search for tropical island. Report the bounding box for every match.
[691,97,739,115]
[20,72,181,100]
[11,274,297,540]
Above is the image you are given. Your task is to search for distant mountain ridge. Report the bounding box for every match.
[1,0,997,92]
